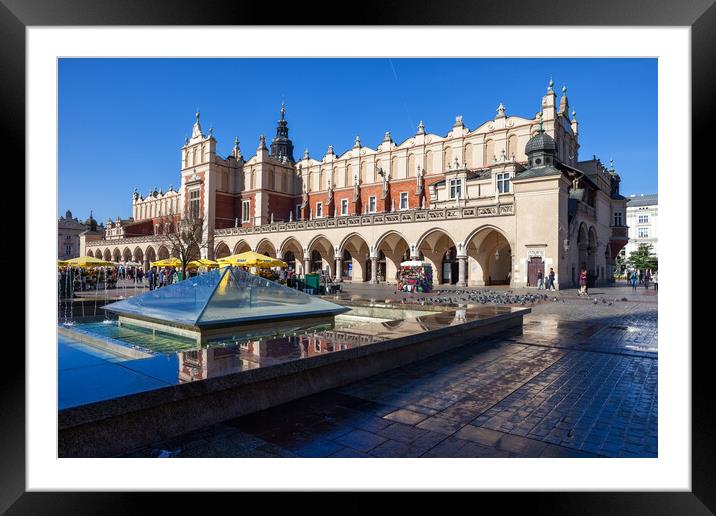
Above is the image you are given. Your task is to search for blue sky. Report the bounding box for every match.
[59,58,657,223]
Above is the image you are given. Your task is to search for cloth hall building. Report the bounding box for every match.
[81,82,630,289]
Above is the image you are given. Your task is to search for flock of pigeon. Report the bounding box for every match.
[395,288,629,307]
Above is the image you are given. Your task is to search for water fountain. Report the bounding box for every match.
[102,267,112,324]
[102,266,349,344]
[58,265,530,458]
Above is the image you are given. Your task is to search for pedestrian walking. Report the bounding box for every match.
[630,270,638,291]
[537,270,544,290]
[578,267,588,296]
[548,268,556,291]
[652,271,658,291]
[644,269,651,289]
[147,267,154,291]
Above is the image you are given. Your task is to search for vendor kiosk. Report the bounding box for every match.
[397,260,433,293]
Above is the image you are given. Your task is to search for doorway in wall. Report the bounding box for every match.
[527,256,545,287]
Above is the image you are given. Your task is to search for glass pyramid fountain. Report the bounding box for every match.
[103,266,348,330]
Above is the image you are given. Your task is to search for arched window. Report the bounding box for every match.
[345,164,352,186]
[443,147,453,170]
[407,154,415,177]
[507,135,518,160]
[425,150,434,173]
[483,140,494,165]
[464,144,473,168]
[391,156,400,178]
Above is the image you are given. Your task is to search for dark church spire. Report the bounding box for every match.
[270,99,295,162]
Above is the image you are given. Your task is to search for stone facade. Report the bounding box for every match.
[81,82,630,289]
[58,210,98,260]
[623,194,658,259]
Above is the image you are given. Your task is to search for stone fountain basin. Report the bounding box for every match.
[58,304,529,457]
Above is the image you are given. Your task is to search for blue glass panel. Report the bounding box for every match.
[103,268,227,326]
[197,267,348,325]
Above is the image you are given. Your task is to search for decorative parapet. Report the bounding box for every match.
[85,234,169,247]
[213,204,514,237]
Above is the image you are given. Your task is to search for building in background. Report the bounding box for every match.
[58,210,96,259]
[623,193,658,259]
[81,81,630,289]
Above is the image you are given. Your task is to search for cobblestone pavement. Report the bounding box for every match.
[124,284,657,458]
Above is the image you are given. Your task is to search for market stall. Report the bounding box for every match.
[397,260,433,293]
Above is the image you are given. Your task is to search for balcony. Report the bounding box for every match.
[610,225,629,240]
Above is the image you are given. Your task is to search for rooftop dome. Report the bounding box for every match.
[84,211,98,231]
[525,130,556,155]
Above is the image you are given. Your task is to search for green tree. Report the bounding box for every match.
[627,243,658,271]
[614,252,628,275]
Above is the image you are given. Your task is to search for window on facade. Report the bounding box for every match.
[638,214,649,224]
[65,245,72,255]
[638,228,649,238]
[449,179,462,199]
[242,200,250,223]
[368,196,377,213]
[400,192,408,210]
[341,199,348,216]
[189,189,201,219]
[316,202,323,218]
[614,212,623,226]
[497,173,511,193]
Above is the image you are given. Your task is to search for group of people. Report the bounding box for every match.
[628,269,658,291]
[146,266,182,291]
[535,268,557,291]
[116,265,145,283]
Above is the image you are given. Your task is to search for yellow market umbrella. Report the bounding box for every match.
[218,251,287,268]
[64,256,115,268]
[187,258,219,269]
[57,260,69,267]
[151,257,183,268]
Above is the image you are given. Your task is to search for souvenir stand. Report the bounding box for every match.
[398,260,433,293]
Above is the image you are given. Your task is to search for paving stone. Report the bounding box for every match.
[334,429,387,452]
[383,408,429,425]
[328,447,372,458]
[292,439,345,458]
[454,425,504,447]
[416,416,467,435]
[497,434,548,456]
[126,286,657,459]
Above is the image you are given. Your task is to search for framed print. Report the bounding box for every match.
[6,0,708,511]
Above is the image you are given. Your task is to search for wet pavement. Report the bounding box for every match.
[123,284,658,458]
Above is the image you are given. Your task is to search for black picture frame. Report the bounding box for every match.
[7,0,706,511]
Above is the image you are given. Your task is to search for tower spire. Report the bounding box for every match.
[270,98,294,162]
[191,109,203,139]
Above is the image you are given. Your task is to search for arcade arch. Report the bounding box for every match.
[214,241,231,259]
[416,229,458,284]
[465,227,512,286]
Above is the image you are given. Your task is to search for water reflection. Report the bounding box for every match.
[59,303,523,408]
